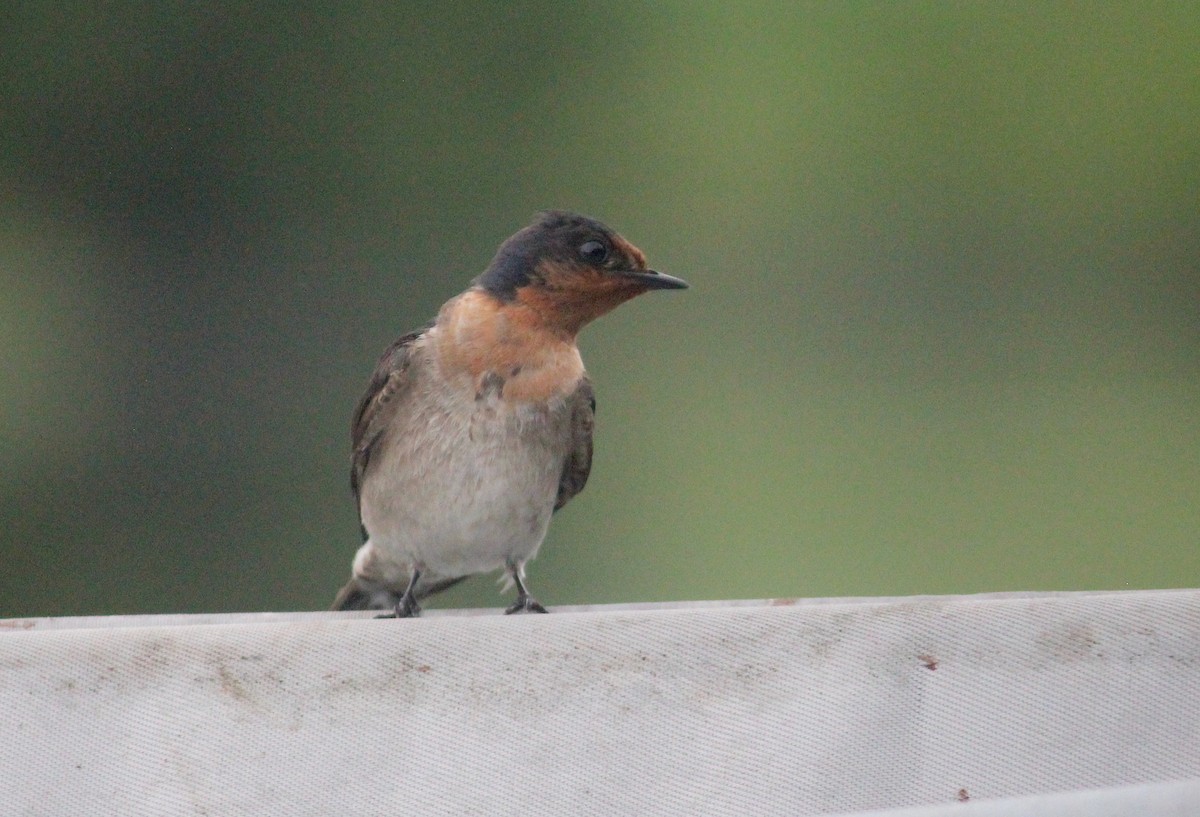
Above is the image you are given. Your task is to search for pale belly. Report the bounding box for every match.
[358,389,571,578]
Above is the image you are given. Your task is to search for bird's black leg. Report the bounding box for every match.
[505,564,548,615]
[389,569,423,618]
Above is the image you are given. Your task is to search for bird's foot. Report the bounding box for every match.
[505,593,548,615]
[391,593,421,619]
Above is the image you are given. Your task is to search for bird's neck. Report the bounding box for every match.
[432,290,585,402]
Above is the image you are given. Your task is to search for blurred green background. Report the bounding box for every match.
[1,3,1197,617]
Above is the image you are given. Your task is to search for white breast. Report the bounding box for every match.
[358,365,574,579]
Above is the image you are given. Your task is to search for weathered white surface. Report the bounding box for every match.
[2,591,1199,816]
[829,779,1200,817]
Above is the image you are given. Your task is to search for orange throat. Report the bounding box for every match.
[433,290,587,403]
[515,257,650,337]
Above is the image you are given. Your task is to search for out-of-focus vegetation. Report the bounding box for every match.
[2,3,1196,616]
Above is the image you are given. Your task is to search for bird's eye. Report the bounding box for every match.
[578,239,609,264]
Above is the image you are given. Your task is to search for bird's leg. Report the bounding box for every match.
[505,563,548,615]
[390,568,423,618]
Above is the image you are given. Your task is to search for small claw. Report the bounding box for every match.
[505,594,548,615]
[393,595,421,618]
[387,569,424,618]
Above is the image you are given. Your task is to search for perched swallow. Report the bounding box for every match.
[332,211,688,617]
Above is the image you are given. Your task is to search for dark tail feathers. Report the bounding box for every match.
[331,574,468,611]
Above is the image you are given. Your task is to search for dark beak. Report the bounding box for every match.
[620,269,689,290]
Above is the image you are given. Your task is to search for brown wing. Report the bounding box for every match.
[350,326,427,538]
[555,376,595,511]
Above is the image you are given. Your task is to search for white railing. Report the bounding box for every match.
[3,591,1199,816]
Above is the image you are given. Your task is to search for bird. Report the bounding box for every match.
[332,211,688,617]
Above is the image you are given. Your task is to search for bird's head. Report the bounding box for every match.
[474,211,688,336]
